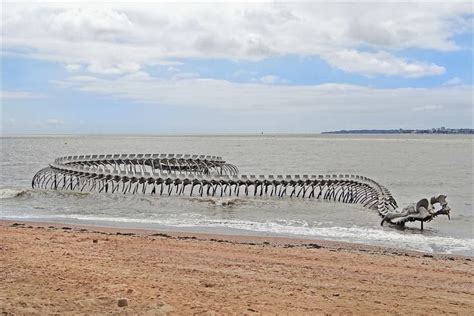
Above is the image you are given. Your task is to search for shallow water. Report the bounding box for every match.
[1,134,472,255]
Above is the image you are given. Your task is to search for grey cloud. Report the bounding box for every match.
[55,75,472,117]
[47,8,134,42]
[3,2,469,77]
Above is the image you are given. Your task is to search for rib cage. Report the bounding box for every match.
[57,153,239,176]
[32,153,398,216]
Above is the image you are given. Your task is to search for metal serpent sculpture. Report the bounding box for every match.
[32,153,451,229]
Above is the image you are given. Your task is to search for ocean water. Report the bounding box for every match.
[0,134,472,255]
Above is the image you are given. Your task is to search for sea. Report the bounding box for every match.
[1,134,472,255]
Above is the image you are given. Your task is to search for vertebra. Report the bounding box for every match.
[32,153,450,229]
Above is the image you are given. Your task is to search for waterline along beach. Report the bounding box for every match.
[2,1,473,314]
[2,135,472,255]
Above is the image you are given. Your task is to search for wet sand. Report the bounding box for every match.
[1,220,473,315]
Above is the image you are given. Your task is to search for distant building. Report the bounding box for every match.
[322,127,473,135]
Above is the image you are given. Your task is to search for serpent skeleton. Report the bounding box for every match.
[32,153,451,229]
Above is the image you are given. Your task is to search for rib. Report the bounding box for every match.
[32,153,397,217]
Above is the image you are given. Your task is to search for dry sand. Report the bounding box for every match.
[1,220,473,315]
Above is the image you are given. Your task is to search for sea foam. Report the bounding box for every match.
[3,213,470,255]
[0,188,28,199]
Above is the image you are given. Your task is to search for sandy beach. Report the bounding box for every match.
[1,220,472,315]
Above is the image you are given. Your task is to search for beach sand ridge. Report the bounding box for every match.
[1,221,472,315]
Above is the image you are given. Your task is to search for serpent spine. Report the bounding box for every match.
[32,153,398,217]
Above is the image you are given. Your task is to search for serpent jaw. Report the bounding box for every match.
[433,207,451,220]
[381,197,451,229]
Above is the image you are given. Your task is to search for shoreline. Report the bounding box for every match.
[1,219,471,260]
[1,219,473,314]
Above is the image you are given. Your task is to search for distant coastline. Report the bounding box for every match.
[322,127,473,134]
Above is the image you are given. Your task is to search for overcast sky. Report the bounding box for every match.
[1,1,473,134]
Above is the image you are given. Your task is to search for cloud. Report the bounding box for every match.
[54,74,472,116]
[86,62,141,75]
[3,2,470,77]
[443,77,463,86]
[322,50,445,77]
[1,90,46,100]
[412,105,444,112]
[65,64,82,71]
[171,72,200,80]
[46,118,65,126]
[47,8,133,41]
[256,75,287,84]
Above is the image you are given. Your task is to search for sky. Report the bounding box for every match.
[1,1,473,134]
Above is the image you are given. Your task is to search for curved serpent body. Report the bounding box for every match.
[32,153,450,229]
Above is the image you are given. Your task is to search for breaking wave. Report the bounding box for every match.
[0,188,29,199]
[3,213,471,255]
[186,197,248,207]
